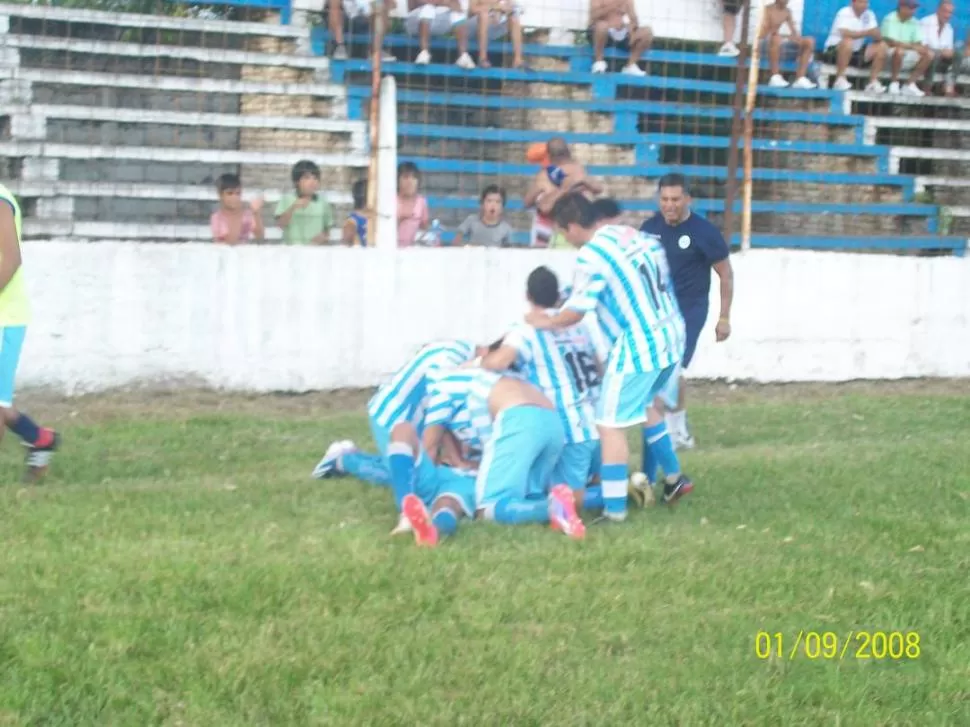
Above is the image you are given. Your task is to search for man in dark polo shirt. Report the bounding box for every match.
[640,173,734,449]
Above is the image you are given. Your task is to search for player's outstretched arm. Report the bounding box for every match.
[421,424,447,465]
[0,203,22,294]
[526,306,583,331]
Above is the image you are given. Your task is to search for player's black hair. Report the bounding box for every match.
[526,266,560,309]
[488,336,505,352]
[291,159,321,185]
[397,161,421,180]
[551,192,597,229]
[351,179,367,209]
[480,184,506,206]
[590,197,622,223]
[216,173,241,194]
[657,173,691,196]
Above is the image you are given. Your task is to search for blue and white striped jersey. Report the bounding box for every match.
[564,224,685,374]
[503,316,599,444]
[423,368,501,450]
[367,340,475,429]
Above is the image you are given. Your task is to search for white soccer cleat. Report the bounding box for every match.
[902,82,925,98]
[455,52,476,70]
[791,76,817,90]
[389,513,414,536]
[415,49,431,65]
[768,74,790,88]
[591,60,608,74]
[622,63,646,77]
[718,42,740,57]
[311,439,356,479]
[833,76,853,91]
[864,80,886,94]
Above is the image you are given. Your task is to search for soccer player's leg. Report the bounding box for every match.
[425,466,477,543]
[525,412,583,539]
[596,370,659,522]
[552,438,597,508]
[644,364,694,504]
[0,326,59,483]
[311,415,392,484]
[662,307,706,449]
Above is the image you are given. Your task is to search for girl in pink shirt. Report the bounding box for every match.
[396,162,430,247]
[211,173,265,245]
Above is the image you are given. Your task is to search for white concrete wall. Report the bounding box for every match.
[17,242,970,395]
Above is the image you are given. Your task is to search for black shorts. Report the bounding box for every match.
[822,46,873,68]
[723,0,744,15]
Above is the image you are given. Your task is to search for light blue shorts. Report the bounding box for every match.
[476,405,565,508]
[552,440,599,491]
[595,364,679,428]
[588,442,602,484]
[0,326,26,408]
[413,445,476,517]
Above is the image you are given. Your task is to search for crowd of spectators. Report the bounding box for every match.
[209,0,967,246]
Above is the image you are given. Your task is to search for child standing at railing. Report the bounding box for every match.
[210,173,264,245]
[342,179,369,246]
[397,162,430,247]
[454,185,513,247]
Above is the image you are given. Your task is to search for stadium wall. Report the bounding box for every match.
[18,243,970,395]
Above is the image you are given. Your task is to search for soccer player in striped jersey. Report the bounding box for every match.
[397,368,584,546]
[527,194,693,521]
[481,266,601,504]
[312,339,480,531]
[0,184,60,482]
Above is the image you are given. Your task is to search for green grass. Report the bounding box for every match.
[1,383,969,726]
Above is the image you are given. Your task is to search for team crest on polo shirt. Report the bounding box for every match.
[678,235,691,249]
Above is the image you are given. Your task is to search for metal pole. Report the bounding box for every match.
[723,0,753,247]
[742,0,768,253]
[365,0,386,247]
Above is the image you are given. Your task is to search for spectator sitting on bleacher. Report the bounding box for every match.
[823,0,888,93]
[524,138,603,248]
[342,179,368,246]
[881,0,933,97]
[467,0,527,69]
[587,0,653,76]
[275,160,334,246]
[718,0,743,58]
[759,0,817,89]
[920,1,959,96]
[211,173,264,245]
[327,0,396,61]
[407,0,474,68]
[454,185,513,247]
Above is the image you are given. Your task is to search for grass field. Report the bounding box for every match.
[1,382,968,726]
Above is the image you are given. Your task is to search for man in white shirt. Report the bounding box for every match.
[920,0,963,95]
[823,0,889,92]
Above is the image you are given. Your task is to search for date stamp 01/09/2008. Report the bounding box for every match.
[754,631,922,661]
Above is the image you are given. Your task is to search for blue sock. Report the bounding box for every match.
[387,443,415,511]
[640,429,660,484]
[9,413,40,444]
[644,422,681,481]
[583,486,604,511]
[340,451,392,487]
[600,463,628,516]
[493,498,549,524]
[432,509,458,537]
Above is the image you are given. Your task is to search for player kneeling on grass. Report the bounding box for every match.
[401,368,585,546]
[528,194,693,521]
[0,184,60,482]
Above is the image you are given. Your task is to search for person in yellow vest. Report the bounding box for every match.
[0,183,60,482]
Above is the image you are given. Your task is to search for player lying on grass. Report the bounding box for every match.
[399,368,585,546]
[480,265,602,510]
[527,194,693,522]
[312,339,486,533]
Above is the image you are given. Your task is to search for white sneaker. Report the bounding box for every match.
[381,50,397,62]
[331,44,348,61]
[415,49,431,65]
[865,80,886,93]
[791,76,817,90]
[833,76,852,91]
[768,74,790,88]
[902,82,925,97]
[455,52,476,69]
[718,41,740,57]
[591,60,607,73]
[621,63,645,77]
[889,81,901,94]
[311,439,356,479]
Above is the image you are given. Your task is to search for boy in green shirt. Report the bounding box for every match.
[274,160,334,245]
